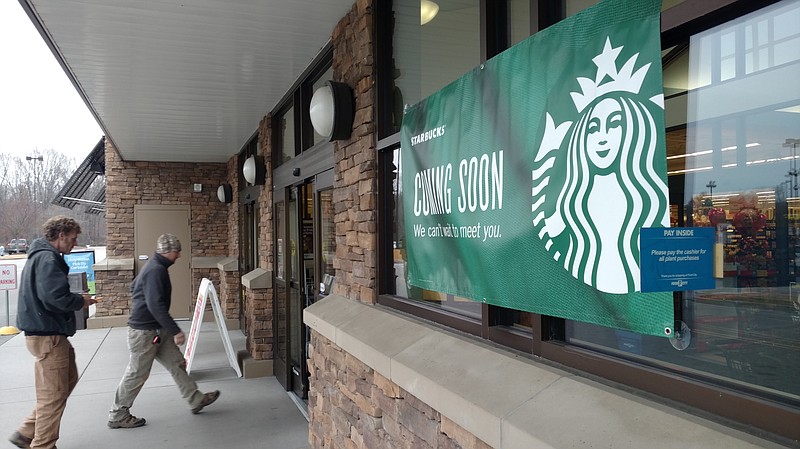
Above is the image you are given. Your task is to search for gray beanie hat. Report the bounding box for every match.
[156,233,182,253]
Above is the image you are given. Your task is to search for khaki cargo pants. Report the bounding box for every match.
[17,335,78,449]
[108,328,203,422]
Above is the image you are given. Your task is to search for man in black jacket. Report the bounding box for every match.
[9,216,95,449]
[107,233,219,429]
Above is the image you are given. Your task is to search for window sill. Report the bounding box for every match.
[303,294,776,449]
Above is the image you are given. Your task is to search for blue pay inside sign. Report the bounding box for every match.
[640,227,715,292]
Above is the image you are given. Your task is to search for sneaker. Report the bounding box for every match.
[191,390,220,414]
[8,431,32,449]
[107,414,146,429]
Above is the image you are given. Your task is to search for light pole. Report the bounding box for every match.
[25,155,43,202]
[26,155,44,230]
[786,138,800,195]
[706,180,716,199]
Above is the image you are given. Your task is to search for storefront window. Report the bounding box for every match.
[509,0,531,46]
[278,106,295,164]
[567,0,687,17]
[390,147,481,319]
[568,0,800,400]
[276,201,286,280]
[311,68,334,147]
[388,0,481,134]
[319,188,336,296]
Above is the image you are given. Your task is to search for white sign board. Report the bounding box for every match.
[184,278,242,377]
[0,265,17,291]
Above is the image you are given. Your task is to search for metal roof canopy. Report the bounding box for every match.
[52,137,106,212]
[20,0,353,163]
[85,189,106,215]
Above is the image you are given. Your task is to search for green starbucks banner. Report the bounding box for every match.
[400,0,673,336]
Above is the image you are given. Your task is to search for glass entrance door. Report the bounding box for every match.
[316,169,335,299]
[274,181,314,399]
[287,183,310,398]
[273,198,288,388]
[274,169,334,400]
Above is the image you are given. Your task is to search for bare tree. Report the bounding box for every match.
[1,197,37,240]
[0,148,106,246]
[0,154,14,222]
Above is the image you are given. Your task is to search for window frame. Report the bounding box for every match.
[375,0,797,443]
[268,43,334,393]
[272,44,334,166]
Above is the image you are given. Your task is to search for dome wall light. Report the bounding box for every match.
[309,80,354,141]
[217,184,233,203]
[242,155,266,185]
[421,0,439,25]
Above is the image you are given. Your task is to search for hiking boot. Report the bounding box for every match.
[8,431,32,449]
[107,414,146,429]
[191,390,220,414]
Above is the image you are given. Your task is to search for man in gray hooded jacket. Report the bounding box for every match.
[9,216,95,449]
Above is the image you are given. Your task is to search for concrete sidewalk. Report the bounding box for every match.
[0,323,309,449]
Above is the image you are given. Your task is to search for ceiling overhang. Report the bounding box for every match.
[20,0,353,163]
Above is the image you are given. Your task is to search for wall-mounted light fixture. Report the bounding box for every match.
[309,80,354,141]
[217,184,233,203]
[242,155,265,185]
[421,0,439,25]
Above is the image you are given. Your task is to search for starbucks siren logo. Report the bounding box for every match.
[531,37,669,294]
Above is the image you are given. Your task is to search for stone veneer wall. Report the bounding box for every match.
[257,115,274,270]
[226,156,240,253]
[331,0,377,304]
[223,154,242,321]
[104,141,229,256]
[94,269,134,317]
[98,140,230,316]
[308,1,389,446]
[187,268,221,317]
[237,114,275,361]
[308,331,491,449]
[219,268,241,321]
[192,268,221,299]
[244,288,272,360]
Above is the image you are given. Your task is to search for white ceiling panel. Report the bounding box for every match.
[23,0,354,162]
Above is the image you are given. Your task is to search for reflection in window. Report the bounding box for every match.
[289,187,299,284]
[311,68,334,147]
[390,0,480,134]
[278,106,295,164]
[509,0,531,46]
[319,188,336,296]
[566,0,686,17]
[390,148,481,320]
[276,201,285,280]
[690,0,800,87]
[275,199,287,364]
[569,0,800,401]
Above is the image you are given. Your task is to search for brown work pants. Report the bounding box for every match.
[17,335,78,449]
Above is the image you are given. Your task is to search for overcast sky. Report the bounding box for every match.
[0,1,103,162]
